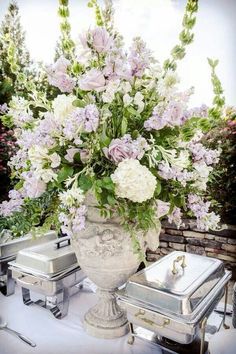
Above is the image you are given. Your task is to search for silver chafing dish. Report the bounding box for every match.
[9,236,85,319]
[117,251,231,354]
[0,230,57,296]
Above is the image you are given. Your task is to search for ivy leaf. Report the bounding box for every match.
[57,166,74,183]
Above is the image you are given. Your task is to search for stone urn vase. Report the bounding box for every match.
[71,195,144,339]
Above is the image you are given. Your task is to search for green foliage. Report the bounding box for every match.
[55,0,75,61]
[203,108,236,224]
[164,0,198,71]
[0,191,59,237]
[207,58,225,122]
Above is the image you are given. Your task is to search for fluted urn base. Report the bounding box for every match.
[84,288,128,338]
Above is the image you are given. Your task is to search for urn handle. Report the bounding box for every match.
[135,309,170,328]
[172,255,187,275]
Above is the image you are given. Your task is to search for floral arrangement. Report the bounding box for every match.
[0,0,223,255]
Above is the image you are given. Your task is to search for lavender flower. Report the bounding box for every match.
[0,103,8,114]
[0,190,24,217]
[79,68,106,91]
[47,56,75,93]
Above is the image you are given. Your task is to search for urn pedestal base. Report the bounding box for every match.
[84,288,129,339]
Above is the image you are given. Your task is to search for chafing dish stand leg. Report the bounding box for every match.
[223,283,230,329]
[127,322,135,345]
[200,317,207,354]
[0,269,15,296]
[21,287,70,319]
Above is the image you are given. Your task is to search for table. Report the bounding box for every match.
[0,283,161,354]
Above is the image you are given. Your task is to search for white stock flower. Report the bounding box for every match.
[38,168,58,183]
[120,81,132,94]
[102,79,120,103]
[52,94,76,124]
[111,159,157,203]
[28,146,49,169]
[133,92,144,113]
[59,186,85,207]
[123,93,133,107]
[65,148,80,162]
[49,153,61,168]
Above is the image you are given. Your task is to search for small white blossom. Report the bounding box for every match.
[123,93,133,107]
[59,186,85,207]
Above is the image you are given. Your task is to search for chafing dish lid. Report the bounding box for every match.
[121,251,226,316]
[10,237,78,276]
[0,231,57,259]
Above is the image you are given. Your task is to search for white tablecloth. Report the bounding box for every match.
[0,283,161,354]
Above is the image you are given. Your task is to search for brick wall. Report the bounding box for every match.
[147,219,236,279]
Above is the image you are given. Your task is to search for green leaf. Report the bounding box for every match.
[107,195,116,206]
[155,181,162,196]
[72,99,86,108]
[127,106,138,116]
[78,174,93,192]
[121,116,128,135]
[57,166,74,183]
[100,122,111,147]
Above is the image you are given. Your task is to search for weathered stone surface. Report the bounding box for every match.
[186,238,221,249]
[160,247,173,255]
[207,227,236,238]
[183,231,205,239]
[221,243,236,253]
[161,219,190,230]
[169,242,186,251]
[147,248,161,254]
[206,252,236,262]
[186,244,206,255]
[146,253,161,262]
[160,242,168,248]
[160,233,185,243]
[228,238,236,245]
[214,236,229,243]
[165,228,183,236]
[204,233,215,240]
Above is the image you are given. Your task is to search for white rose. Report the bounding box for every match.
[52,94,76,124]
[111,159,157,203]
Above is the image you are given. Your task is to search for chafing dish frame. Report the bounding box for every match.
[124,279,231,354]
[9,238,86,319]
[0,231,57,296]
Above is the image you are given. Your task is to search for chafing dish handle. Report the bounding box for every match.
[18,275,40,286]
[135,309,170,328]
[172,255,187,275]
[55,237,71,249]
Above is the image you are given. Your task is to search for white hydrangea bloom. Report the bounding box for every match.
[111,159,157,203]
[52,94,76,124]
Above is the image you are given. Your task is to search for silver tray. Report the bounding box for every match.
[9,237,77,277]
[0,231,57,259]
[119,251,226,318]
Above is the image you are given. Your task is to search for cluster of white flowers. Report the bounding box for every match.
[59,186,85,207]
[111,159,157,203]
[52,94,77,123]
